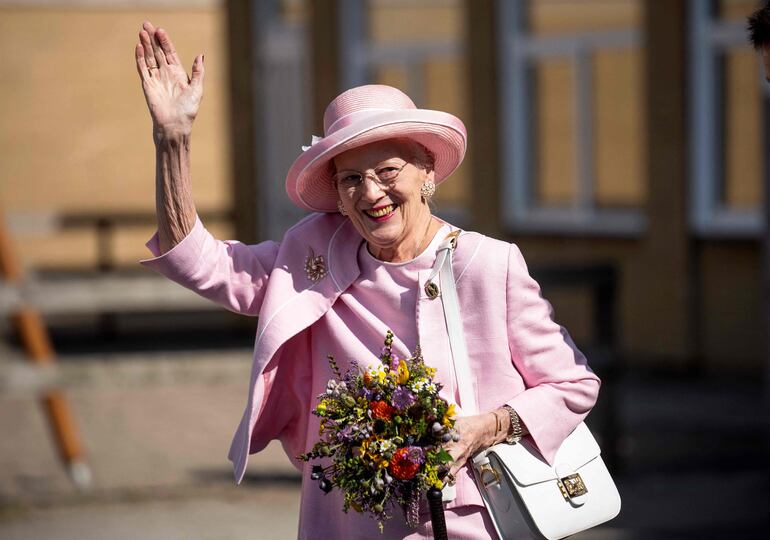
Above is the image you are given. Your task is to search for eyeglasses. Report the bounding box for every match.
[333,162,408,192]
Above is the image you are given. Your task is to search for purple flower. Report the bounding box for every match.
[389,353,401,371]
[405,446,425,466]
[391,386,416,410]
[336,424,355,443]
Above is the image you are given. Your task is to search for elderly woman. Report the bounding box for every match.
[135,22,599,539]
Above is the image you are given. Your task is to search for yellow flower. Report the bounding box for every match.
[443,403,457,426]
[426,468,443,489]
[377,369,387,384]
[316,402,327,414]
[397,360,409,384]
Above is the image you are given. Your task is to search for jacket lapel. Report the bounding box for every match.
[253,216,363,375]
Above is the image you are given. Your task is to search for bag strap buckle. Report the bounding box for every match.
[479,463,501,488]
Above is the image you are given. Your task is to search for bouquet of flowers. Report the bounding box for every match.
[299,331,458,532]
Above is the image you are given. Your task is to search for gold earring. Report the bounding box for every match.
[420,180,436,201]
[337,200,348,216]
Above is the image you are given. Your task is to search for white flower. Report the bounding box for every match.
[301,134,323,152]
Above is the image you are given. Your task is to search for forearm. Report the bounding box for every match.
[154,134,197,253]
[445,407,531,475]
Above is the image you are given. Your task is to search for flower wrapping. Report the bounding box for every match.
[299,331,458,531]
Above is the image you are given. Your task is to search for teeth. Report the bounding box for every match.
[365,205,394,218]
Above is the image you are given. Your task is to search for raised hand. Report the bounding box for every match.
[135,21,204,141]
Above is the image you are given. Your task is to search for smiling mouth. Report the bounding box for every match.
[364,204,397,219]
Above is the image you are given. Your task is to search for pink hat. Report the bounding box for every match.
[286,85,467,212]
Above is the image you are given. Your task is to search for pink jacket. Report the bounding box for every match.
[140,212,600,507]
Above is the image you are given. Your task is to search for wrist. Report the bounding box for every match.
[153,125,191,145]
[502,405,523,444]
[488,409,508,446]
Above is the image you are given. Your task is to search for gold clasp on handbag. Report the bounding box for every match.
[479,463,501,488]
[557,473,587,501]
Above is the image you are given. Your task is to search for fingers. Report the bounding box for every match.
[135,43,150,80]
[444,444,463,478]
[139,29,159,75]
[190,54,205,91]
[142,21,168,69]
[155,27,181,65]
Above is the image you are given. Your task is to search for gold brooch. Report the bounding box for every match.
[304,248,326,283]
[424,281,440,299]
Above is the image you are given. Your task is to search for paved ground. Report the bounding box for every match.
[1,349,768,539]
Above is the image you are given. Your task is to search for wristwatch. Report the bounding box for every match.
[502,405,523,444]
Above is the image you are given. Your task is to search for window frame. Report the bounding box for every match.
[689,0,765,238]
[497,0,647,237]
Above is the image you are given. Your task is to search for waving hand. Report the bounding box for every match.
[135,21,204,141]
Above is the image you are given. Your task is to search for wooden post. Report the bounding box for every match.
[641,0,697,369]
[227,0,261,244]
[0,211,90,488]
[464,0,502,238]
[310,0,341,134]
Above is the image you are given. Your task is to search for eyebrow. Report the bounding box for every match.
[337,159,405,171]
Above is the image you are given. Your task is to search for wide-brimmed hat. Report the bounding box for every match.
[286,85,467,212]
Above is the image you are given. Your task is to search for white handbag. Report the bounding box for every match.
[428,232,621,539]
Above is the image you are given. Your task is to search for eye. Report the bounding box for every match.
[377,166,401,181]
[338,173,363,187]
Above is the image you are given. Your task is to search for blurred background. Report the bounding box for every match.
[1,0,769,538]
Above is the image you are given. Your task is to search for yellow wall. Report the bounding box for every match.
[0,3,232,269]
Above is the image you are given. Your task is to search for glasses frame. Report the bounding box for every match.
[333,161,409,192]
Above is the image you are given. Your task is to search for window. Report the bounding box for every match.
[498,0,647,235]
[690,0,765,237]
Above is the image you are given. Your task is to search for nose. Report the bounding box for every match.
[359,174,386,201]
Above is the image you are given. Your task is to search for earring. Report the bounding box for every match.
[337,200,348,216]
[420,180,436,202]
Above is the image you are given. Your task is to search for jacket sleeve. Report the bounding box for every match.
[139,215,279,317]
[504,243,601,465]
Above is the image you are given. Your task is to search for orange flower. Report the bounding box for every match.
[370,400,395,421]
[389,448,420,480]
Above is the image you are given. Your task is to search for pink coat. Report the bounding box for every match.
[140,212,600,510]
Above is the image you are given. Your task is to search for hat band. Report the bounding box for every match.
[325,108,409,136]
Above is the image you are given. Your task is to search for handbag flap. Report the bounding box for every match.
[487,422,601,487]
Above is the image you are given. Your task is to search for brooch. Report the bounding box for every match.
[305,248,326,283]
[424,281,440,299]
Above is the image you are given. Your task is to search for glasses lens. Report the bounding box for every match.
[336,172,363,189]
[376,165,403,183]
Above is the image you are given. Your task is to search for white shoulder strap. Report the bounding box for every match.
[427,231,478,416]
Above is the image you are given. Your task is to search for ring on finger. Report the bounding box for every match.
[445,472,456,486]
